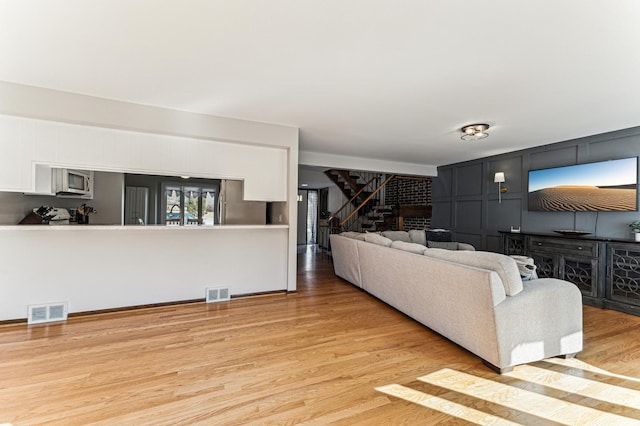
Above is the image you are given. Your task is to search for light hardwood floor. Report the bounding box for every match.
[2,246,640,425]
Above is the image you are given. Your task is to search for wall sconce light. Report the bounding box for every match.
[494,172,507,203]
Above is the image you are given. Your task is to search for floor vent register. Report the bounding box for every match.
[27,302,69,324]
[206,287,231,303]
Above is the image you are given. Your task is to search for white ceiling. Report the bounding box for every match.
[1,1,640,169]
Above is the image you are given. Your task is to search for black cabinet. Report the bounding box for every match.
[500,232,640,313]
[606,243,640,315]
[525,235,605,306]
[503,233,525,256]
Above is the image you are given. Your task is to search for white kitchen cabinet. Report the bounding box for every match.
[32,164,55,195]
[0,114,288,201]
[0,115,33,191]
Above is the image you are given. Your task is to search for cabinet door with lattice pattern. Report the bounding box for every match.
[607,243,640,308]
[560,255,599,298]
[503,233,526,255]
[529,251,556,279]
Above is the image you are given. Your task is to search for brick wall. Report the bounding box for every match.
[384,176,432,231]
[402,217,431,230]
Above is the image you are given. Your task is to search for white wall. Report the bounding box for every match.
[0,82,299,320]
[300,150,438,176]
[0,81,296,151]
[0,227,288,321]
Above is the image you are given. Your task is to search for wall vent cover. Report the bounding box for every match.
[28,302,68,324]
[206,287,231,303]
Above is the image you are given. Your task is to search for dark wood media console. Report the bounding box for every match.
[500,231,640,316]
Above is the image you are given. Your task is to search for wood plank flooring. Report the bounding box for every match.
[1,245,640,425]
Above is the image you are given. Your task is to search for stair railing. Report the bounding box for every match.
[339,174,395,228]
[328,175,379,225]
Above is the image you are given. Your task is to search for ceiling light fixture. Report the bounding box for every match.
[461,123,490,141]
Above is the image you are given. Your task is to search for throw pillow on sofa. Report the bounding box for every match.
[408,229,427,246]
[390,240,428,255]
[510,255,538,281]
[426,229,452,242]
[364,233,393,247]
[423,249,524,296]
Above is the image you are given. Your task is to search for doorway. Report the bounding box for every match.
[297,189,319,245]
[307,190,318,244]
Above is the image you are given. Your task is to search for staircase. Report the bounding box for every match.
[325,169,394,233]
[324,169,379,216]
[361,205,395,231]
[325,170,433,234]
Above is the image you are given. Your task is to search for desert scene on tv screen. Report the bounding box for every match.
[528,158,638,212]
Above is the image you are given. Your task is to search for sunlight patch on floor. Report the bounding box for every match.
[510,364,640,410]
[417,368,638,425]
[545,357,640,384]
[375,384,520,425]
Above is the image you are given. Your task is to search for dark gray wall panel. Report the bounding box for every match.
[456,163,483,196]
[432,168,452,198]
[580,210,638,240]
[588,134,640,161]
[529,145,578,170]
[525,211,575,233]
[433,126,640,252]
[487,198,521,231]
[431,201,451,228]
[456,200,482,229]
[486,235,502,253]
[455,232,482,248]
[487,156,523,196]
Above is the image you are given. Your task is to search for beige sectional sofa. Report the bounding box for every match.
[330,233,583,373]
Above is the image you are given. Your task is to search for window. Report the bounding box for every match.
[163,184,217,226]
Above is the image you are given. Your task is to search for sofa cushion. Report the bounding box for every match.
[423,249,524,296]
[364,233,393,247]
[341,231,366,241]
[427,241,459,250]
[408,229,427,246]
[390,240,428,255]
[427,229,452,242]
[457,242,476,251]
[381,231,411,242]
[340,231,357,238]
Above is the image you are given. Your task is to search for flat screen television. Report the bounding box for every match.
[528,157,638,212]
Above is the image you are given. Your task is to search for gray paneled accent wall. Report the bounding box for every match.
[431,126,640,251]
[456,163,483,196]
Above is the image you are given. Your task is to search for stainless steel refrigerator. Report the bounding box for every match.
[217,179,266,225]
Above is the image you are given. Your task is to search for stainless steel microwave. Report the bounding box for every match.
[55,168,93,197]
